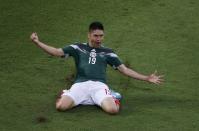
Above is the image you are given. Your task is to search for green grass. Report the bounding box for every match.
[1,0,199,130]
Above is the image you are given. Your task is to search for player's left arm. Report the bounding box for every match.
[117,64,164,85]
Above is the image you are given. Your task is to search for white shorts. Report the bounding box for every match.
[61,80,112,106]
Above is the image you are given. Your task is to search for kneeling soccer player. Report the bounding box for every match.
[30,21,163,114]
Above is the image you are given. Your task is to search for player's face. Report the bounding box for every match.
[88,29,104,48]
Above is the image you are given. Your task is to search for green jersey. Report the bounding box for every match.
[62,43,122,83]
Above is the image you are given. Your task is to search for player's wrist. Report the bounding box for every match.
[33,39,40,44]
[144,76,150,82]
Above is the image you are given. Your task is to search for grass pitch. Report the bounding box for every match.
[0,0,199,130]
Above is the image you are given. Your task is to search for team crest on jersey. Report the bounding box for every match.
[91,49,96,52]
[90,51,96,57]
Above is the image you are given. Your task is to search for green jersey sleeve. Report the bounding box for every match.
[62,44,77,58]
[106,52,122,69]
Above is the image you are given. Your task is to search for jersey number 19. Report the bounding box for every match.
[88,57,96,64]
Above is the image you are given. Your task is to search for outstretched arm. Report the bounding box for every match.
[30,32,64,57]
[117,64,163,85]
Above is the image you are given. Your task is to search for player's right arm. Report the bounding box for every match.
[30,32,64,57]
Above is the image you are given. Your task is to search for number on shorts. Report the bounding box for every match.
[105,89,111,95]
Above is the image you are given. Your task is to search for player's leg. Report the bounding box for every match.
[90,81,120,114]
[56,90,75,111]
[101,97,120,114]
[56,82,91,111]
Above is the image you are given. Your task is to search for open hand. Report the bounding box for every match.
[147,70,164,85]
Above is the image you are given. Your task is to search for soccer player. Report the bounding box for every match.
[30,21,163,114]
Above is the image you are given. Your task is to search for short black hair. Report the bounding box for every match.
[89,21,104,32]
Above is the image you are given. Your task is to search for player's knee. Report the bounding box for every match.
[56,98,74,111]
[56,102,65,111]
[56,102,70,111]
[101,97,120,114]
[105,106,119,114]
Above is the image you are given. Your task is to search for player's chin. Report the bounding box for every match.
[95,42,102,46]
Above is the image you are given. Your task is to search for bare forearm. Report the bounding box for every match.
[118,64,149,81]
[30,32,64,57]
[124,68,148,81]
[118,64,163,84]
[34,40,62,57]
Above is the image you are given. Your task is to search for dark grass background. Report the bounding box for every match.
[1,0,199,130]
